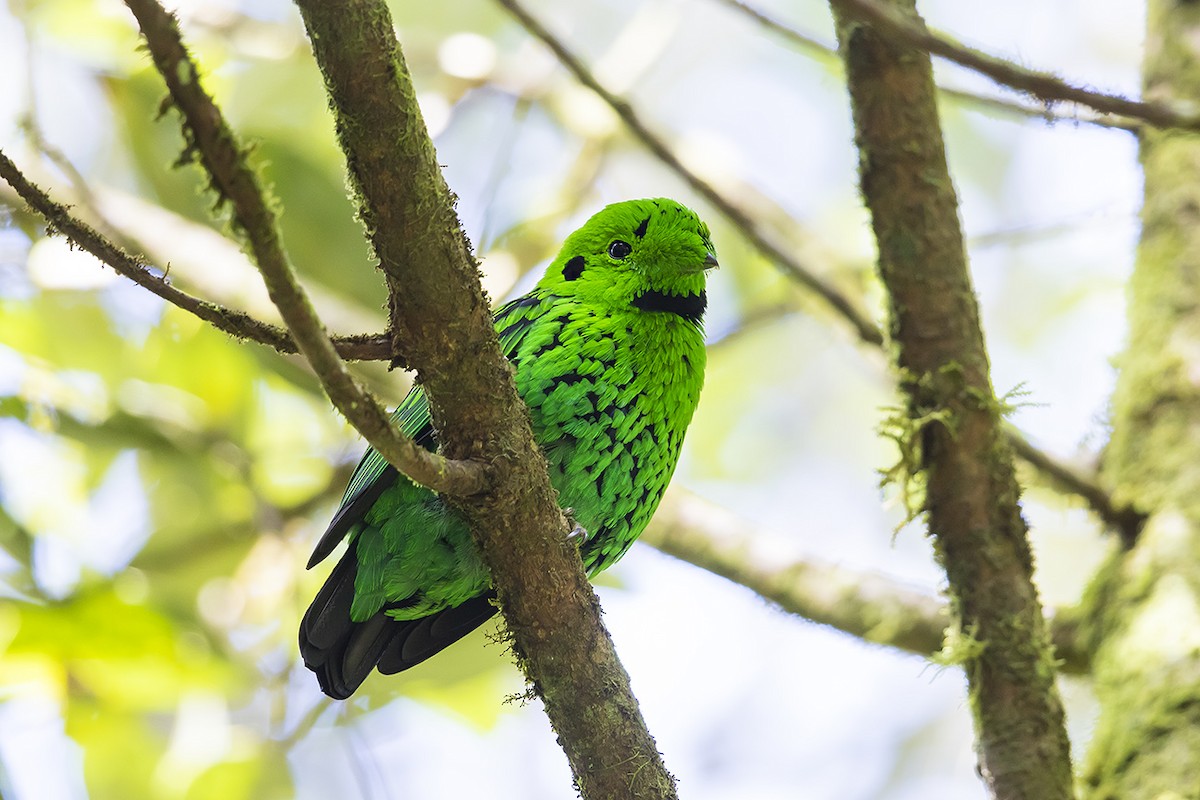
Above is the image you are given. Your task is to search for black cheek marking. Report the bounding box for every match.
[631,290,707,323]
[634,216,650,239]
[563,255,585,281]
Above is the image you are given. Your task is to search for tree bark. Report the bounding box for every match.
[831,2,1074,797]
[1083,2,1200,796]
[291,2,678,797]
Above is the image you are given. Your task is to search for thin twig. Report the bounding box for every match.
[0,152,391,361]
[938,87,1141,133]
[496,0,884,348]
[710,0,842,63]
[494,0,1141,541]
[1008,429,1143,545]
[123,0,488,496]
[831,0,1194,132]
[711,0,1142,133]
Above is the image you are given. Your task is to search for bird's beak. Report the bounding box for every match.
[703,251,720,270]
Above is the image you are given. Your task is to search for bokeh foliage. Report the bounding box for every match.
[0,0,1139,798]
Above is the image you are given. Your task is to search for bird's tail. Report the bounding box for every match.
[299,545,396,699]
[299,545,499,699]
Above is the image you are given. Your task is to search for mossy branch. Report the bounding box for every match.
[1082,2,1200,796]
[290,1,678,797]
[830,0,1198,132]
[712,0,1142,133]
[495,0,1140,543]
[646,490,1090,674]
[831,2,1074,797]
[0,152,390,361]
[123,0,487,497]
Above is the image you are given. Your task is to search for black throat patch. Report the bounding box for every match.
[631,289,707,323]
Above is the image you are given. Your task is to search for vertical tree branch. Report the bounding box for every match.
[291,2,678,797]
[497,0,1139,539]
[830,2,1074,798]
[1083,2,1200,796]
[123,0,485,496]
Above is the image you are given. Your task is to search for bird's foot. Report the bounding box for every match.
[563,508,590,546]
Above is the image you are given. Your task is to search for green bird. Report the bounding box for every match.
[300,197,716,698]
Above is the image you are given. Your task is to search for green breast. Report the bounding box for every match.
[513,303,706,575]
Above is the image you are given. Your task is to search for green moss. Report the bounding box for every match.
[1106,127,1200,521]
[1084,657,1200,799]
[877,364,1025,531]
[876,400,940,528]
[932,620,987,669]
[174,58,193,86]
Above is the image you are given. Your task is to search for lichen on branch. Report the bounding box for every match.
[0,151,389,361]
[123,0,487,497]
[291,1,679,796]
[831,1,1074,797]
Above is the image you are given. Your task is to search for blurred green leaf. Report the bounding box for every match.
[8,590,235,711]
[67,699,164,799]
[187,747,293,800]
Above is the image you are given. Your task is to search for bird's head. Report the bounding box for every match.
[539,197,718,324]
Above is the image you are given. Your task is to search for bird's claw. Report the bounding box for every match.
[563,508,590,546]
[567,524,590,545]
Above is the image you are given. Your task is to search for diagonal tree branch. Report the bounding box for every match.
[832,1,1074,796]
[647,492,950,656]
[290,1,678,797]
[1007,429,1143,547]
[494,0,1143,545]
[123,0,487,497]
[644,490,1090,674]
[496,0,884,348]
[830,0,1198,132]
[0,151,390,361]
[711,0,1142,133]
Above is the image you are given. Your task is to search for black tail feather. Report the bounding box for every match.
[299,551,357,657]
[377,593,498,675]
[299,547,393,698]
[319,611,397,699]
[299,546,499,699]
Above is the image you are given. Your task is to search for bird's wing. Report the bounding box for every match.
[305,290,554,568]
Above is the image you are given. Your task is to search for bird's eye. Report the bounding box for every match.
[608,240,632,260]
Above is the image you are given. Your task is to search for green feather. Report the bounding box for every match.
[300,198,717,698]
